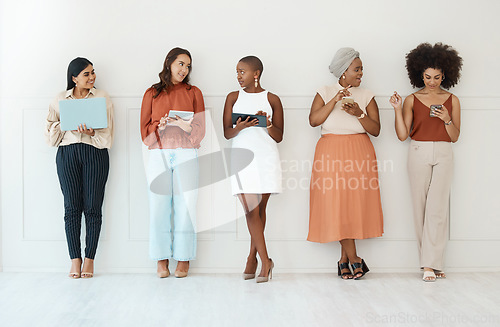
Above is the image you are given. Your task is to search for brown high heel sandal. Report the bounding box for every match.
[351,259,369,280]
[337,261,353,280]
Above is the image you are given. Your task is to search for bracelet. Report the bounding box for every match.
[267,123,273,129]
[445,119,452,126]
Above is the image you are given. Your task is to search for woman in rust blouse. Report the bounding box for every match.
[390,43,463,282]
[141,47,205,278]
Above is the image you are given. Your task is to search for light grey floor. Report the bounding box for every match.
[0,272,499,327]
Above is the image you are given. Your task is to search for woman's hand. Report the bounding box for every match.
[235,116,259,131]
[76,124,95,136]
[432,105,452,123]
[158,116,168,131]
[342,101,364,118]
[333,85,352,103]
[309,87,350,127]
[256,110,272,127]
[167,115,194,133]
[389,91,403,110]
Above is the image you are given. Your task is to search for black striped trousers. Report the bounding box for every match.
[56,143,109,259]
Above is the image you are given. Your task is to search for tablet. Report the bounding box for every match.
[231,113,267,127]
[59,97,108,131]
[168,110,194,120]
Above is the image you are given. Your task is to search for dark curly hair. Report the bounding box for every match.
[405,42,463,89]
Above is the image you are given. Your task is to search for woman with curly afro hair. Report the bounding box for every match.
[389,42,463,282]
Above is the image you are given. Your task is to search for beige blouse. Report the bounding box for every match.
[45,87,114,149]
[317,83,375,135]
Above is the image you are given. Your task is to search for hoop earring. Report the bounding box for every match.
[255,78,258,88]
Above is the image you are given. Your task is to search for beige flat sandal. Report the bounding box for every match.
[434,270,446,278]
[423,270,436,282]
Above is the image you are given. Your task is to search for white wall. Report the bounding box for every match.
[1,0,499,273]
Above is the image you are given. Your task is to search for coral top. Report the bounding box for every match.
[410,94,452,142]
[141,83,205,149]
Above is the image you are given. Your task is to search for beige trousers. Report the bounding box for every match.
[408,140,453,271]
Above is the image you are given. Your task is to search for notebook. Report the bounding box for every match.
[59,97,108,131]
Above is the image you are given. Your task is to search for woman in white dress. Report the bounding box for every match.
[223,56,284,283]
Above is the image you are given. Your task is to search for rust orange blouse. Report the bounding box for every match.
[140,83,205,149]
[410,94,452,142]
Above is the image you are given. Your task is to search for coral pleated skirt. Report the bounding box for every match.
[307,133,384,243]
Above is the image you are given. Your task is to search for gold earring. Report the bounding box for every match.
[255,78,258,88]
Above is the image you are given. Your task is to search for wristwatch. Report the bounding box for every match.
[445,119,452,125]
[357,113,366,120]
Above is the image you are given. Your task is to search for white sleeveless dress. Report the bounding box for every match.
[230,90,282,195]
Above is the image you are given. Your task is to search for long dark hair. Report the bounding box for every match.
[152,47,192,98]
[67,57,93,90]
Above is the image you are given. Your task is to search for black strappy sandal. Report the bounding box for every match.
[351,259,369,280]
[337,261,353,279]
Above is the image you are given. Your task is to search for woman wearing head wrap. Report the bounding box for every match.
[390,43,463,282]
[308,48,383,280]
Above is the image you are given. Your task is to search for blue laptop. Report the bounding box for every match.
[59,97,108,131]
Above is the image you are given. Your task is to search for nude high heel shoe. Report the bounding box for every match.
[243,272,256,280]
[157,269,170,278]
[256,259,274,283]
[157,260,170,278]
[174,261,189,278]
[68,258,82,279]
[81,258,94,278]
[174,270,188,278]
[243,258,257,280]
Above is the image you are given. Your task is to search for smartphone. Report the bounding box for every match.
[430,104,442,117]
[341,97,354,105]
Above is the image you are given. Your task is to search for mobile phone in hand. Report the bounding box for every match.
[341,97,354,105]
[430,104,442,117]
